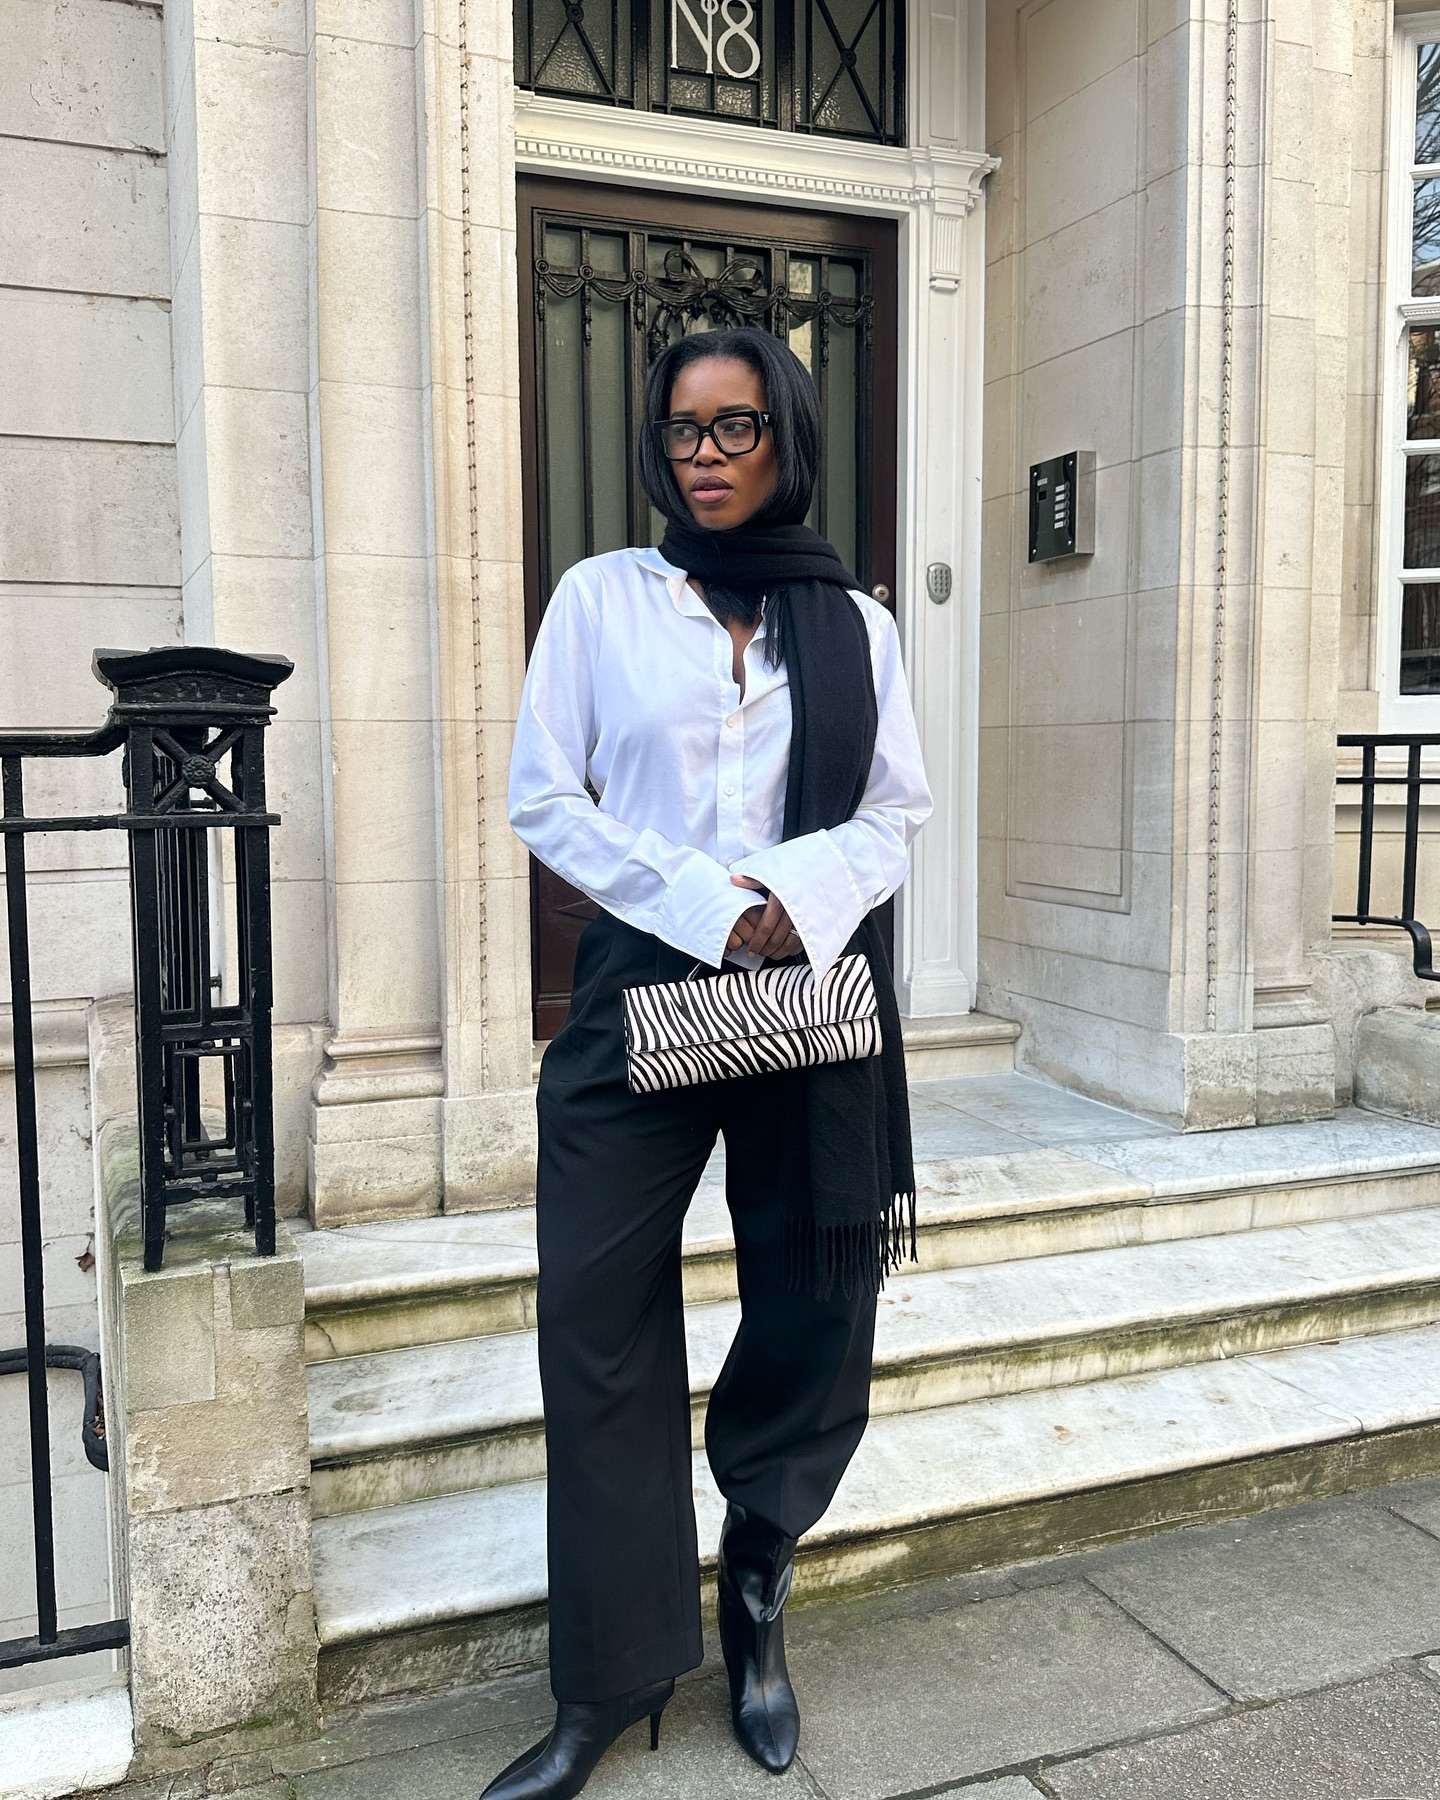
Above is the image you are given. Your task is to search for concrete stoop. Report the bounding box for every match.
[295,1084,1440,1709]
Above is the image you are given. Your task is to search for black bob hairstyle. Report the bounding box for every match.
[636,327,822,529]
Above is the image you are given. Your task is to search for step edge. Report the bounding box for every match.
[312,1402,1434,1647]
[300,1159,1440,1312]
[305,1275,1440,1464]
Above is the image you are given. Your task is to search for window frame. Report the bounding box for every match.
[1379,13,1440,723]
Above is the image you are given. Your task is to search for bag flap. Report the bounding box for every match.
[623,953,877,1055]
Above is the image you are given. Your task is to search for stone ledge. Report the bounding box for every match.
[1356,1005,1440,1127]
[0,1681,133,1800]
[902,1012,1021,1078]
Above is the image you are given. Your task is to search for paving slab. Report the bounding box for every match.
[949,1782,1044,1798]
[1084,1493,1440,1701]
[1043,1663,1440,1799]
[785,1579,1222,1800]
[1383,1471,1440,1541]
[271,1668,554,1775]
[293,1673,819,1800]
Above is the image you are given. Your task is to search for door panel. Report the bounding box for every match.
[517,176,898,1037]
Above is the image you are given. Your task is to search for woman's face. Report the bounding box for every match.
[667,356,779,532]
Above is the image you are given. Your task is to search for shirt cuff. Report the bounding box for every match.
[657,848,766,970]
[731,832,866,979]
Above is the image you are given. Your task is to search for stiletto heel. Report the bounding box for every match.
[479,1678,674,1798]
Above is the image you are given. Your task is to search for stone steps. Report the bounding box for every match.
[299,1092,1440,1706]
[306,1205,1440,1518]
[311,1318,1440,1707]
[296,1106,1440,1363]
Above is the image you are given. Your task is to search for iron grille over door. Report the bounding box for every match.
[518,177,898,1036]
[514,0,904,143]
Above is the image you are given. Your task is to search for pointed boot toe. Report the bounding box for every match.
[733,1675,800,1772]
[478,1680,673,1799]
[718,1504,801,1775]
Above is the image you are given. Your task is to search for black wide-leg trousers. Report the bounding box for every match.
[535,911,878,1703]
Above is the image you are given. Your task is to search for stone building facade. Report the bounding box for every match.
[5,0,1440,1785]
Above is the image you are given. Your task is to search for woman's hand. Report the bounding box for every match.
[726,875,803,962]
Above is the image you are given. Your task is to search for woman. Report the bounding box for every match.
[492,326,931,1799]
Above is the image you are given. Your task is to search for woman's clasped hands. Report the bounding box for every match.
[726,874,803,963]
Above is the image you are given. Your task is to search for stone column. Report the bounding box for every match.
[421,0,537,1208]
[164,0,329,1209]
[898,0,994,1019]
[306,0,449,1222]
[1243,0,1352,1117]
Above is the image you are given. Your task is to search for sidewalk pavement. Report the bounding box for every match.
[105,1474,1440,1800]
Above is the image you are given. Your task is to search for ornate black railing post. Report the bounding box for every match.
[0,643,290,1672]
[94,649,292,1270]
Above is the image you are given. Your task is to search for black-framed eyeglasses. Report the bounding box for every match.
[654,408,772,461]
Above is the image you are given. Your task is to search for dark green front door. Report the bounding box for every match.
[518,175,897,1036]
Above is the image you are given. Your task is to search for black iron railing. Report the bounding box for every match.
[0,646,290,1671]
[1335,733,1440,981]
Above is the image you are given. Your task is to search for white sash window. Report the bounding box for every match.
[1382,16,1440,716]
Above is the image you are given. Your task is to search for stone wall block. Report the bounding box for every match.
[1179,1032,1259,1132]
[126,1491,317,1765]
[310,1105,443,1224]
[0,440,180,588]
[442,1087,538,1211]
[0,0,166,149]
[1354,1005,1440,1125]
[195,215,311,393]
[202,385,313,561]
[314,36,419,218]
[107,1188,319,1771]
[121,1267,217,1414]
[1313,944,1428,1103]
[119,1221,309,1515]
[0,140,170,296]
[1253,1022,1337,1125]
[0,289,173,441]
[191,38,308,227]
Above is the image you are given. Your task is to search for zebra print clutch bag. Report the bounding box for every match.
[622,953,881,1094]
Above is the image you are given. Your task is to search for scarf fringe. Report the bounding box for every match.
[784,1191,917,1301]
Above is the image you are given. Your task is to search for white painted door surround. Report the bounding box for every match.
[513,0,993,1020]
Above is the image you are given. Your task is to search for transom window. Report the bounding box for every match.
[513,0,905,145]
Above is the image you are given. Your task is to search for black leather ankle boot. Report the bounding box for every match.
[717,1502,800,1773]
[478,1678,674,1799]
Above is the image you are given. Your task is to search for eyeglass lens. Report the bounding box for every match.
[660,413,761,458]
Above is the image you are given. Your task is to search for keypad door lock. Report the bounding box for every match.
[926,563,952,604]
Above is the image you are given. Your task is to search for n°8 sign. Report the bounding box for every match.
[671,0,761,81]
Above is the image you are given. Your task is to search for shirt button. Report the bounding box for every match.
[725,716,737,728]
[724,785,735,797]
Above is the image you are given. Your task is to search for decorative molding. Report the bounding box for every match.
[0,999,90,1072]
[929,208,967,290]
[459,0,491,1084]
[514,92,997,216]
[313,1033,445,1107]
[1205,0,1240,1033]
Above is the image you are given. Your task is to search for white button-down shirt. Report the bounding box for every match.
[507,546,933,977]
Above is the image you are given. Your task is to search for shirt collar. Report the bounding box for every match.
[636,545,768,636]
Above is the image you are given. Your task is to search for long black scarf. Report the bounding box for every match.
[660,516,917,1296]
